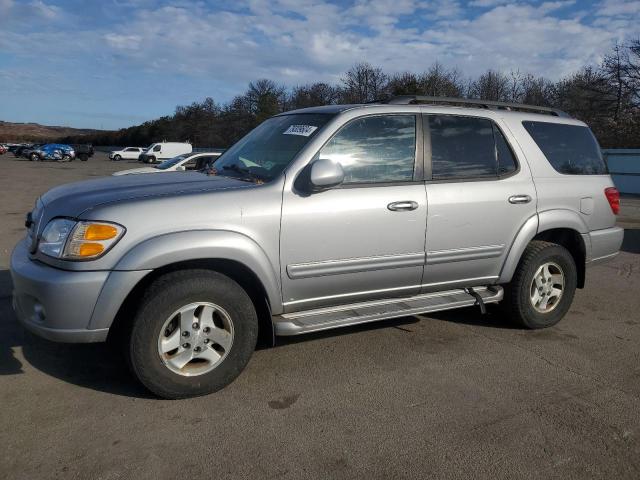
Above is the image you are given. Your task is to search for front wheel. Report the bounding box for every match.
[30,153,39,161]
[502,241,577,329]
[60,154,72,162]
[113,154,121,161]
[127,270,258,399]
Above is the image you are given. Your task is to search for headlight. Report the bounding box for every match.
[38,219,125,260]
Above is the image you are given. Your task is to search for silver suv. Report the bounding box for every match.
[10,96,624,398]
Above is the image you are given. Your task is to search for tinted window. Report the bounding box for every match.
[319,115,416,184]
[495,126,518,175]
[184,158,198,170]
[522,121,606,175]
[429,115,497,179]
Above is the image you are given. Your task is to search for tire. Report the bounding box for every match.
[30,153,39,162]
[113,154,121,162]
[144,156,155,164]
[126,269,258,399]
[79,153,88,161]
[61,154,71,162]
[502,240,577,329]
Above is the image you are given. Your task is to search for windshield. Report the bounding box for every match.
[212,113,334,182]
[156,154,189,170]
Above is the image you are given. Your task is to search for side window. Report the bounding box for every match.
[429,115,518,180]
[319,115,416,184]
[495,125,518,175]
[429,115,496,179]
[183,158,198,170]
[522,121,607,175]
[153,145,161,152]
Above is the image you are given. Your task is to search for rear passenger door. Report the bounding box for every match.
[422,114,537,291]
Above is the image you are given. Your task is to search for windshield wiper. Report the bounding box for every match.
[221,164,267,183]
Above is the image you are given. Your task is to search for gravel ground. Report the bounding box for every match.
[1,152,639,479]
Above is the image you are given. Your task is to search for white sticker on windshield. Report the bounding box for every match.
[283,125,318,137]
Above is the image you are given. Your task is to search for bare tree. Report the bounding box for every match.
[469,70,510,101]
[419,63,464,97]
[340,62,388,103]
[289,83,338,109]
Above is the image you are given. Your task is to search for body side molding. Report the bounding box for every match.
[287,252,425,279]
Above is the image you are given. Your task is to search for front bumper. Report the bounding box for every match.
[10,239,110,343]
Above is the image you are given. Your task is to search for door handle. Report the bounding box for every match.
[508,195,532,204]
[387,201,418,211]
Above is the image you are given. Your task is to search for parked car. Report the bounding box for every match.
[112,151,223,176]
[109,147,145,161]
[71,144,94,162]
[13,144,27,157]
[29,143,75,162]
[138,142,192,163]
[10,97,623,399]
[21,143,45,159]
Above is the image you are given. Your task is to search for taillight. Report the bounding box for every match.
[604,187,620,215]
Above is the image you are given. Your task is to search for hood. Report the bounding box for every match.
[112,166,158,176]
[39,171,250,219]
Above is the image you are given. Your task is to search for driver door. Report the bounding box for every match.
[280,114,427,312]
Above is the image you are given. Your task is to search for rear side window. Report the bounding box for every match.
[428,115,517,180]
[522,121,607,175]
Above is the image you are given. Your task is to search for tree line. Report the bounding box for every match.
[62,40,640,149]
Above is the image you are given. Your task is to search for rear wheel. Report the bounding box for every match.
[79,153,89,161]
[503,241,577,329]
[30,153,39,162]
[60,154,72,162]
[126,270,258,399]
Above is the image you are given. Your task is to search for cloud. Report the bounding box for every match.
[1,0,639,128]
[597,0,640,17]
[98,0,634,85]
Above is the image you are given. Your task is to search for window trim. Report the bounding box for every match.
[423,113,521,183]
[310,113,424,188]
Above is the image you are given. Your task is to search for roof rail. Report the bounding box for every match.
[381,95,570,118]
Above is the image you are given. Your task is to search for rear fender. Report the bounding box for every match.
[498,209,590,283]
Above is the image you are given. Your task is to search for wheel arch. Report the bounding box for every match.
[499,210,589,288]
[105,258,276,348]
[94,230,282,347]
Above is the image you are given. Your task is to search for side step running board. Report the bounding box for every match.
[273,286,503,336]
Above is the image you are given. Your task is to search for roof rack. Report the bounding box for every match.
[380,95,570,118]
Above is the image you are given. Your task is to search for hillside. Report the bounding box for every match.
[0,120,109,143]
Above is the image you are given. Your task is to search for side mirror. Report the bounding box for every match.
[175,165,186,171]
[310,158,344,191]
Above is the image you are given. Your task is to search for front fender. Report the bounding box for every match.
[114,229,282,313]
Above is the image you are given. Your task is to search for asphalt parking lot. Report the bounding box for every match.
[1,152,639,479]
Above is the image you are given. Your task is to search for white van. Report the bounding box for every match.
[138,142,192,163]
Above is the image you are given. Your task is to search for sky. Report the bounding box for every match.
[0,0,638,130]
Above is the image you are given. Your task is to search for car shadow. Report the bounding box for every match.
[621,228,640,254]
[2,264,517,398]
